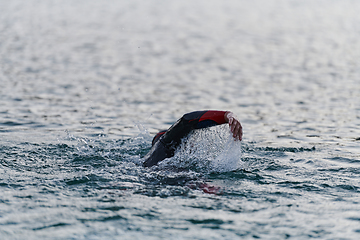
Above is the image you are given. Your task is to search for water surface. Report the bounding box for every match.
[1,0,360,239]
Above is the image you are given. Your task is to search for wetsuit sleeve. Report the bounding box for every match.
[162,110,227,149]
[185,110,228,129]
[143,110,228,167]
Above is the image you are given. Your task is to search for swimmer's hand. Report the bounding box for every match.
[224,111,243,141]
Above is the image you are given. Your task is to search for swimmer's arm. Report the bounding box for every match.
[143,110,242,167]
[183,110,243,141]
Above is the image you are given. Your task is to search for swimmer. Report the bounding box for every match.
[143,110,242,167]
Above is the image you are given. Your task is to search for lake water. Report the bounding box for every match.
[1,0,360,239]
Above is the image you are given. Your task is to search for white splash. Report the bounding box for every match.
[210,133,242,173]
[171,125,243,173]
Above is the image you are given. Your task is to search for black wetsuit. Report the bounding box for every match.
[143,110,227,167]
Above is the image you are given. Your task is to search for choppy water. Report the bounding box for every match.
[1,0,360,239]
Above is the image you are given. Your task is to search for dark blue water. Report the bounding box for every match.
[1,0,360,239]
